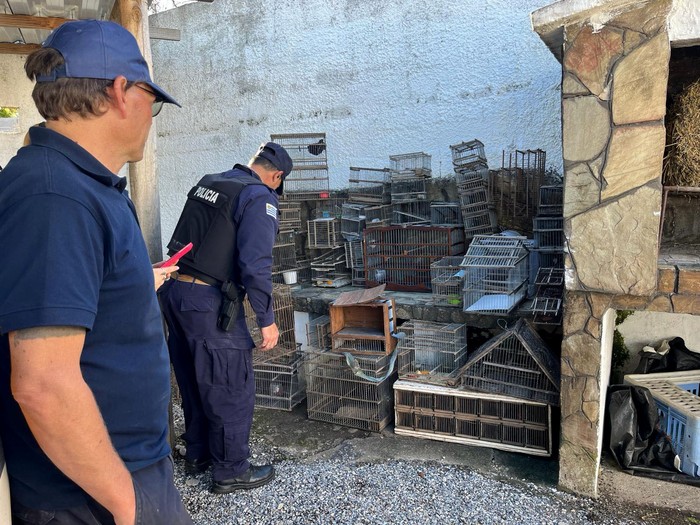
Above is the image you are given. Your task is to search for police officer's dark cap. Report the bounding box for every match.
[256,142,293,195]
[36,19,180,107]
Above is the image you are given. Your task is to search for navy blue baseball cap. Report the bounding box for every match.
[256,142,293,195]
[36,19,180,107]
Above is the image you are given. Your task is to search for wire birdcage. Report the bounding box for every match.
[455,162,489,190]
[364,204,391,228]
[306,315,331,350]
[462,210,497,240]
[278,201,302,231]
[538,185,563,216]
[430,202,462,227]
[254,352,306,411]
[458,319,560,406]
[344,240,364,269]
[450,140,486,170]
[272,230,299,276]
[532,267,564,325]
[245,284,297,364]
[392,200,431,225]
[462,235,529,314]
[389,152,431,176]
[270,132,328,168]
[363,226,466,292]
[533,217,564,252]
[348,167,391,204]
[307,218,342,249]
[341,203,367,241]
[394,380,553,456]
[305,349,395,432]
[430,256,465,307]
[390,175,428,202]
[311,247,350,287]
[314,196,345,219]
[458,188,491,215]
[351,267,366,287]
[397,321,468,382]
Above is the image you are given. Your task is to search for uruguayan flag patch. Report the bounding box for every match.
[266,203,277,218]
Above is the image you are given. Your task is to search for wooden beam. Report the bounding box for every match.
[0,43,40,55]
[0,14,68,30]
[149,27,180,41]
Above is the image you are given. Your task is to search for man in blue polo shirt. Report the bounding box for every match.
[0,20,191,524]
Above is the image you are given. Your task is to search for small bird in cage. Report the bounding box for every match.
[307,139,325,156]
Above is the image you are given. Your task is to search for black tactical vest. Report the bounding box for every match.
[167,168,266,285]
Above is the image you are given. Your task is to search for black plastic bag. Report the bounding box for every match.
[668,337,700,372]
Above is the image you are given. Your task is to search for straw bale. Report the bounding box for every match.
[664,79,700,187]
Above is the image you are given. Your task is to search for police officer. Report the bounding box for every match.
[159,142,292,494]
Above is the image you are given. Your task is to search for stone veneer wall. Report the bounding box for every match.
[558,0,674,498]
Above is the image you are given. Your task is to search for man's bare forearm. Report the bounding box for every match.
[10,327,135,524]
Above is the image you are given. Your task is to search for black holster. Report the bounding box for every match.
[217,280,244,331]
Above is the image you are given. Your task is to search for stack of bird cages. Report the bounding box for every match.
[455,161,497,240]
[462,235,529,314]
[396,321,468,385]
[310,247,350,288]
[348,167,391,204]
[344,240,365,287]
[341,203,368,241]
[278,201,303,231]
[450,139,487,171]
[489,149,546,235]
[270,132,330,200]
[392,200,431,225]
[393,381,553,456]
[254,350,306,411]
[305,349,395,432]
[390,174,428,202]
[272,230,300,283]
[538,185,563,216]
[458,319,560,407]
[363,226,466,292]
[306,315,331,350]
[430,202,462,227]
[390,151,432,177]
[364,204,392,229]
[531,267,564,325]
[430,256,465,307]
[330,296,397,356]
[307,218,342,249]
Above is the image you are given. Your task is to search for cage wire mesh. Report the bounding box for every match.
[389,152,432,176]
[311,247,350,287]
[348,167,391,204]
[305,349,395,432]
[430,202,462,227]
[344,240,364,270]
[270,133,329,199]
[392,200,432,225]
[278,201,303,231]
[532,267,564,325]
[244,284,297,365]
[455,162,489,192]
[462,209,498,239]
[272,230,299,277]
[462,235,529,314]
[533,217,564,252]
[450,140,487,171]
[341,203,368,241]
[396,321,468,383]
[394,381,553,456]
[538,185,563,216]
[307,218,342,249]
[363,226,466,292]
[390,175,428,202]
[364,204,392,228]
[254,352,306,411]
[306,315,331,350]
[458,319,560,406]
[314,196,346,219]
[430,256,465,307]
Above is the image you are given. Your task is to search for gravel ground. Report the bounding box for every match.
[172,407,693,525]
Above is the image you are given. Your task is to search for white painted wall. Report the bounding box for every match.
[151,0,563,245]
[617,311,700,375]
[668,0,700,45]
[0,54,43,168]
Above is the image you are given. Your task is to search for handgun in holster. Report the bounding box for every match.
[217,280,244,331]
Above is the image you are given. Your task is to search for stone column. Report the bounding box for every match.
[558,0,672,497]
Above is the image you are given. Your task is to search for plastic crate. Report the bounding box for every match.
[624,371,700,477]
